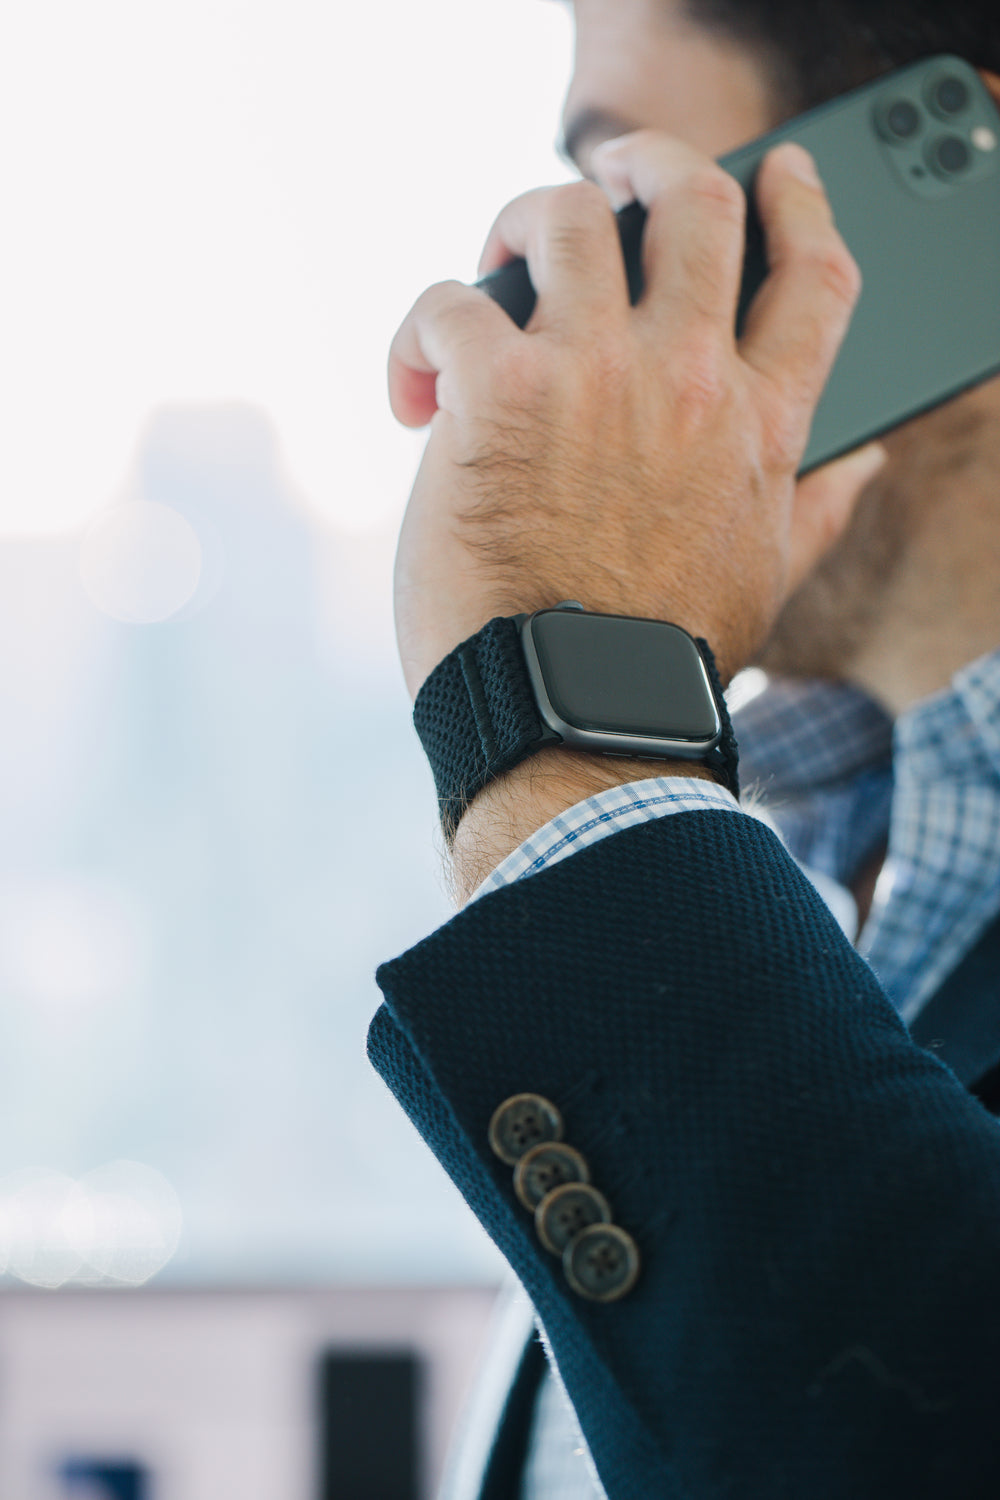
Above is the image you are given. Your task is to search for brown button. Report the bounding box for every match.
[488,1094,564,1166]
[563,1223,641,1302]
[535,1182,611,1256]
[514,1142,590,1211]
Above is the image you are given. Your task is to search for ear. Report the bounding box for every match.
[978,69,1000,110]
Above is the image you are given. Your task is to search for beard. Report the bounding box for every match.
[757,390,997,683]
[755,472,905,679]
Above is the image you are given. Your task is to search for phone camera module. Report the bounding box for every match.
[926,133,972,177]
[929,76,970,119]
[872,63,989,200]
[877,98,922,142]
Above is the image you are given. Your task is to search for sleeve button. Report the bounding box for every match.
[535,1182,612,1256]
[563,1223,641,1303]
[513,1142,591,1211]
[488,1094,564,1165]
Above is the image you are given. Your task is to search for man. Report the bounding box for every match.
[370,1,1000,1494]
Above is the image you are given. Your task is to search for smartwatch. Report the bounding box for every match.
[413,601,739,839]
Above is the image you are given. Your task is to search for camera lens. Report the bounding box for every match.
[932,76,970,118]
[927,134,971,176]
[884,99,921,140]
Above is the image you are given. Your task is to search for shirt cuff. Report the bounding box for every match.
[468,777,742,904]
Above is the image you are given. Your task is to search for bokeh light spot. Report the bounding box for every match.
[0,1162,183,1288]
[68,1161,184,1285]
[0,1170,84,1289]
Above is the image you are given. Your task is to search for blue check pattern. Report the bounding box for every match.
[863,652,1000,1020]
[464,647,1000,1500]
[472,780,742,898]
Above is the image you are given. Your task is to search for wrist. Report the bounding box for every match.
[414,608,739,856]
[450,748,718,904]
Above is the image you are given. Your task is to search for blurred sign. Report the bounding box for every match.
[319,1350,420,1500]
[57,1458,150,1499]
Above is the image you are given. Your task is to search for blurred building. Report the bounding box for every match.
[0,403,502,1287]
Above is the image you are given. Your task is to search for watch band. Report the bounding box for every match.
[413,614,739,841]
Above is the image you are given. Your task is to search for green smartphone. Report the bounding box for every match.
[475,54,1000,474]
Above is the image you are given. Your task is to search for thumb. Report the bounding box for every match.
[787,441,888,595]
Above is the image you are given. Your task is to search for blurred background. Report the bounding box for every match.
[0,0,576,1492]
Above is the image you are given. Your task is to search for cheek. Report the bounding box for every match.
[569,2,773,160]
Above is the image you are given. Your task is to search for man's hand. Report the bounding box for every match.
[389,131,887,700]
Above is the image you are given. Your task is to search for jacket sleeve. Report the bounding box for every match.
[368,809,1000,1500]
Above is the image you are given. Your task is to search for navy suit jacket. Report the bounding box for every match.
[369,810,1000,1498]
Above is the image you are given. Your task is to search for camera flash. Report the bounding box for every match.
[971,126,997,152]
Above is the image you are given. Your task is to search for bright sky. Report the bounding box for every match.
[0,0,575,539]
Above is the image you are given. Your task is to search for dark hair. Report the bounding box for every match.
[684,1,1000,114]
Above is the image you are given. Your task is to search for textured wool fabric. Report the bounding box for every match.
[369,811,1000,1499]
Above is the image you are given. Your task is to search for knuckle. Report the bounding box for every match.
[580,331,634,399]
[667,335,728,427]
[546,227,593,280]
[437,295,478,332]
[419,280,478,332]
[440,300,493,352]
[680,235,734,316]
[687,164,745,221]
[425,277,469,307]
[556,177,613,214]
[544,179,615,234]
[809,239,862,305]
[536,182,617,278]
[760,406,802,471]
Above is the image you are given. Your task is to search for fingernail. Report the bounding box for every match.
[601,182,633,212]
[851,441,889,477]
[777,142,822,188]
[590,134,630,164]
[589,138,633,211]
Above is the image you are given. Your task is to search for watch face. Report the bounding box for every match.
[528,611,720,744]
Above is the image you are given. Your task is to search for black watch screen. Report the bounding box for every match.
[522,608,722,752]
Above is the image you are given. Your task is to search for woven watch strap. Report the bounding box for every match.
[413,615,739,840]
[413,617,556,841]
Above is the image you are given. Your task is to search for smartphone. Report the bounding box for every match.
[474,55,1000,475]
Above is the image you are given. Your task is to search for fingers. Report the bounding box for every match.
[390,174,639,428]
[589,131,747,344]
[475,129,747,342]
[740,143,862,424]
[388,280,512,427]
[786,441,888,594]
[392,135,860,450]
[476,180,631,335]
